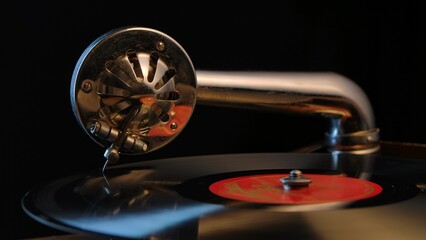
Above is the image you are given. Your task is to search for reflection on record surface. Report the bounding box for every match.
[22,153,426,239]
[22,168,223,239]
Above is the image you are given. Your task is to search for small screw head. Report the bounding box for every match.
[81,80,92,93]
[289,169,303,177]
[170,122,178,130]
[156,41,165,51]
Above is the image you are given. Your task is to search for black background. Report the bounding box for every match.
[6,1,425,239]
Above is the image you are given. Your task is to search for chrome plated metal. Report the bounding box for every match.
[196,71,380,154]
[280,169,312,190]
[71,26,379,163]
[70,27,197,162]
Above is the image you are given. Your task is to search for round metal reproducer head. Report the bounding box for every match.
[70,27,197,162]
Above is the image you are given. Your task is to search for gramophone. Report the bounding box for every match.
[22,26,426,240]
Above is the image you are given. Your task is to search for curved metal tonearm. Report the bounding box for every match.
[196,70,380,155]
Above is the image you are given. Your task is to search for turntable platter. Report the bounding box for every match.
[22,152,426,240]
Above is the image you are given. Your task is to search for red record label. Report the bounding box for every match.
[209,173,382,204]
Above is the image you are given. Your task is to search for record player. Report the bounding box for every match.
[21,27,426,240]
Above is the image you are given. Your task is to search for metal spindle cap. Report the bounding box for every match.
[280,170,312,190]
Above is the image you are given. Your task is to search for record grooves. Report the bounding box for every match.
[22,152,426,239]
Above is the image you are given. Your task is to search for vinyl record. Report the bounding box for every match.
[22,152,426,240]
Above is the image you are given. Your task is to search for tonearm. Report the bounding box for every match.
[70,26,380,165]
